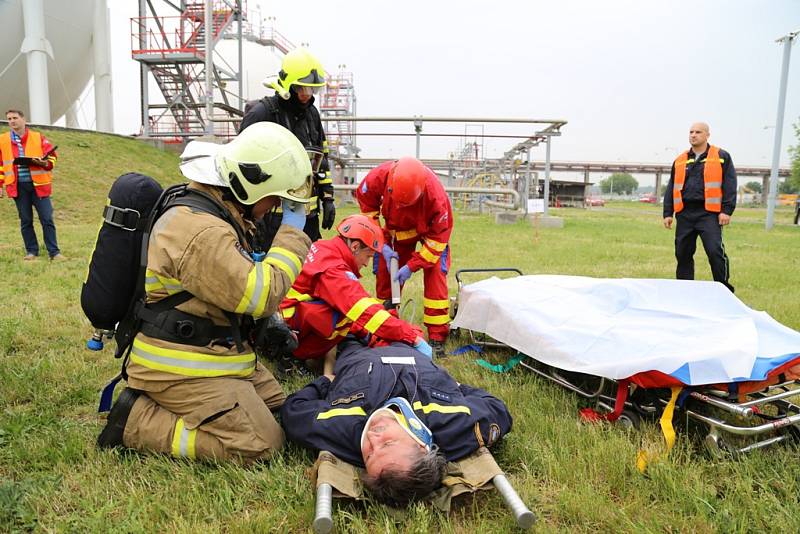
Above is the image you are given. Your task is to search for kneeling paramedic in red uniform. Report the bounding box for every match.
[280,214,432,364]
[355,157,453,356]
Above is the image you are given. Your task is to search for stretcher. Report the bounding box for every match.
[450,269,800,456]
[310,447,534,533]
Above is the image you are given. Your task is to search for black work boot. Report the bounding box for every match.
[430,340,446,359]
[97,388,141,449]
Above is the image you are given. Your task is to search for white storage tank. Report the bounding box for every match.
[0,0,96,123]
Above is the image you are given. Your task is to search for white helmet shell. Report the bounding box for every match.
[179,141,226,187]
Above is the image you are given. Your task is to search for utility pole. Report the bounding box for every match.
[766,29,798,230]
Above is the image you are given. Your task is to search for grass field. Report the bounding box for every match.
[1,129,799,533]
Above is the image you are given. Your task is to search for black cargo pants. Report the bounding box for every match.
[674,203,734,293]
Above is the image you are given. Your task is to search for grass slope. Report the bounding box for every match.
[1,130,799,533]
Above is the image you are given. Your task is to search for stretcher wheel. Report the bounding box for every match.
[617,409,641,430]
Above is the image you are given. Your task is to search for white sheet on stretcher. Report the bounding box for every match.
[451,275,800,386]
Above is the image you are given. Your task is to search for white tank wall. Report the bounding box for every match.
[0,0,95,123]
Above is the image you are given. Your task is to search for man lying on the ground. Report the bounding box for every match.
[280,338,513,507]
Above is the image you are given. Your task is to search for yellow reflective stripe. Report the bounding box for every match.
[266,246,302,282]
[423,298,450,309]
[171,418,184,457]
[131,338,256,377]
[424,239,447,252]
[287,287,313,302]
[318,177,333,185]
[145,269,183,295]
[326,326,351,340]
[335,316,350,327]
[317,406,367,420]
[281,306,296,319]
[393,228,418,240]
[419,247,440,264]
[171,418,198,459]
[423,314,450,325]
[234,261,269,315]
[363,309,391,333]
[144,273,160,293]
[345,297,382,322]
[412,401,470,415]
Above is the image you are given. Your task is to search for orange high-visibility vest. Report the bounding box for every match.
[0,130,53,198]
[672,145,723,213]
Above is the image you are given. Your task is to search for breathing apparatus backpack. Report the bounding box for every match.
[81,173,163,348]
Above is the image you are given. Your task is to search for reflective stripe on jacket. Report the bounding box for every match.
[672,145,723,214]
[0,129,56,198]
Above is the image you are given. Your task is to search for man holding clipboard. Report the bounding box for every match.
[1,109,64,261]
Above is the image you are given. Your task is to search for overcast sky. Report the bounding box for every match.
[107,0,800,179]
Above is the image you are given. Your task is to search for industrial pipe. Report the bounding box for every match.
[333,184,521,211]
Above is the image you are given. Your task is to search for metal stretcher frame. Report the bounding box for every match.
[311,448,536,533]
[453,268,800,455]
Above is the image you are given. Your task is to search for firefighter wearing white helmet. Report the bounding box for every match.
[240,48,335,245]
[97,122,313,463]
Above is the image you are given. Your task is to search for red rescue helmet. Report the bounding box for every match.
[386,157,428,208]
[337,214,385,253]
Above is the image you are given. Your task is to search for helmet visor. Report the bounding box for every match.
[281,172,314,203]
[295,69,326,86]
[306,148,324,174]
[294,85,321,96]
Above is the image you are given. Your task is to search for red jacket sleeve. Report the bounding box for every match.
[356,161,392,220]
[314,265,419,344]
[39,134,57,170]
[406,179,453,272]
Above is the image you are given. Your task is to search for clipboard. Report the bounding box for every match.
[13,145,57,167]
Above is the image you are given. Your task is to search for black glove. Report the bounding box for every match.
[321,198,336,230]
[251,312,299,361]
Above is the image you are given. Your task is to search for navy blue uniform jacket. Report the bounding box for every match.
[281,341,513,467]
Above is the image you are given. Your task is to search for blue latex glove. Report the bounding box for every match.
[281,199,306,230]
[413,337,433,359]
[395,265,412,284]
[381,244,398,267]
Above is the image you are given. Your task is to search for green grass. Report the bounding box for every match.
[1,130,800,532]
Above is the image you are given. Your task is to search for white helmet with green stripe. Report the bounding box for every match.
[214,122,313,205]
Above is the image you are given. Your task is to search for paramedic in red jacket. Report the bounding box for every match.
[280,214,432,362]
[356,157,453,356]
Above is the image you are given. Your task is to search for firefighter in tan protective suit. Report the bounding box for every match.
[97,123,313,462]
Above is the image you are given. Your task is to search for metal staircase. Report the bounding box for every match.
[319,69,357,160]
[131,0,243,139]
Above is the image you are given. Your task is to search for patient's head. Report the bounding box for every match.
[360,411,447,507]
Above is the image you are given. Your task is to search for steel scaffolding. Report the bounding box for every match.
[319,67,358,165]
[319,116,567,214]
